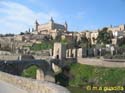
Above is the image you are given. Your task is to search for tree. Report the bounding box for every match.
[43,36,50,42]
[118,37,125,47]
[61,38,68,44]
[54,35,61,42]
[25,31,30,34]
[97,27,113,45]
[79,35,91,48]
[5,33,14,37]
[20,32,25,35]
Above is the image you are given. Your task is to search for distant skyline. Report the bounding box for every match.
[0,0,125,34]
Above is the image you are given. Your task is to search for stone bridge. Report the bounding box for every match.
[0,59,56,76]
[0,71,70,93]
[0,59,71,93]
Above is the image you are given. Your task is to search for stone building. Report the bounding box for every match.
[0,37,13,50]
[53,43,66,60]
[34,17,68,39]
[79,31,92,39]
[107,24,125,45]
[61,32,73,41]
[90,31,98,45]
[14,35,24,41]
[84,31,91,39]
[108,24,125,32]
[79,24,125,45]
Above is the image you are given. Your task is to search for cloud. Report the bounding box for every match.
[0,1,59,34]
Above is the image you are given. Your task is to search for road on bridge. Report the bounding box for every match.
[0,80,28,93]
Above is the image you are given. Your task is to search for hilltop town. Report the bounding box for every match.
[1,0,125,92]
[0,17,125,57]
[1,18,125,93]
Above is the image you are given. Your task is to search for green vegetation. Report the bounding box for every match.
[120,44,125,48]
[69,63,125,87]
[97,28,113,45]
[79,35,91,48]
[61,38,68,44]
[118,37,125,47]
[21,63,125,93]
[67,87,105,93]
[30,42,53,51]
[21,65,39,79]
[67,63,125,93]
[67,87,85,93]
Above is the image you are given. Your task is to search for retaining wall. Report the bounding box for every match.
[77,58,125,68]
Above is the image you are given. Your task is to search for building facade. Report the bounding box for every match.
[34,17,68,39]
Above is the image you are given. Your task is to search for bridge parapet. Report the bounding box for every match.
[0,71,70,93]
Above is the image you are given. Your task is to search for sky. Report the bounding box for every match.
[0,0,125,34]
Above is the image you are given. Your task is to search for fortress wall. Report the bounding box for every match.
[0,71,70,93]
[38,23,51,31]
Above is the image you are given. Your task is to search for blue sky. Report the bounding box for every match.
[0,0,125,34]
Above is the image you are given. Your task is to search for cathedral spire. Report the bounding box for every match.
[35,20,39,31]
[50,17,54,23]
[65,21,67,26]
[35,20,39,25]
[64,21,68,31]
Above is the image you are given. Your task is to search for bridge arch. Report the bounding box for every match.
[21,64,44,79]
[18,60,50,76]
[0,60,51,76]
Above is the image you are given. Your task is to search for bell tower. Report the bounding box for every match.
[64,21,68,32]
[49,17,54,30]
[50,17,54,23]
[35,20,39,31]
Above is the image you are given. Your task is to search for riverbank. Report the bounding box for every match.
[69,63,125,87]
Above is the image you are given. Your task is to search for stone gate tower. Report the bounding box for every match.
[53,43,66,60]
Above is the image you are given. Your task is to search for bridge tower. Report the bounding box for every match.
[53,43,66,60]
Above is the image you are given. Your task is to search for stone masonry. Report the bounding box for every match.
[0,71,70,93]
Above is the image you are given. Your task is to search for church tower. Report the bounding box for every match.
[64,21,68,32]
[49,17,54,30]
[50,17,54,23]
[35,20,39,31]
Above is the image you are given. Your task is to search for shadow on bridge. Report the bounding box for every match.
[0,60,50,76]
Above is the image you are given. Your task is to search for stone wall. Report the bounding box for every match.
[0,55,19,60]
[78,58,125,68]
[0,71,70,93]
[0,55,51,61]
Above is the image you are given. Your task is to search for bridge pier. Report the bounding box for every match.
[36,69,45,81]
